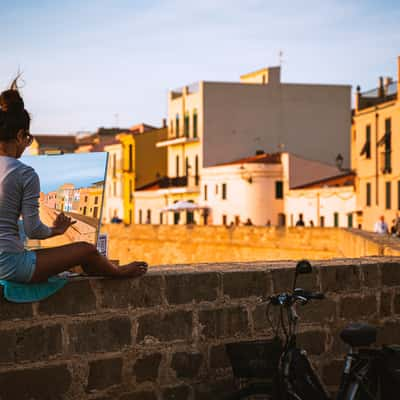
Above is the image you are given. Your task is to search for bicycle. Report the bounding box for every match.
[225,260,400,399]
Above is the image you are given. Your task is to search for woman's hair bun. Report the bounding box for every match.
[0,89,25,114]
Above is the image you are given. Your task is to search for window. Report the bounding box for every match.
[347,214,353,228]
[85,196,88,202]
[215,184,218,195]
[204,184,208,201]
[366,183,371,207]
[184,112,190,137]
[159,212,163,225]
[112,154,117,177]
[235,216,240,226]
[386,181,391,209]
[222,183,227,199]
[333,212,339,227]
[320,216,325,227]
[129,180,133,203]
[222,215,227,225]
[129,209,132,225]
[175,114,180,137]
[139,210,142,224]
[146,209,151,224]
[275,181,283,199]
[176,155,180,177]
[384,118,392,173]
[185,157,189,177]
[128,144,133,172]
[195,155,199,186]
[193,109,198,138]
[360,125,371,159]
[94,196,98,205]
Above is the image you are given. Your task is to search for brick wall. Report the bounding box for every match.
[1,258,400,399]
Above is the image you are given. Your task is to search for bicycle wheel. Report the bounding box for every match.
[227,383,273,400]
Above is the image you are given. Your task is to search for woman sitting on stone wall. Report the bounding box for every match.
[0,80,147,283]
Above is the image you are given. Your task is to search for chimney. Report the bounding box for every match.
[378,76,384,97]
[355,85,361,111]
[384,77,393,94]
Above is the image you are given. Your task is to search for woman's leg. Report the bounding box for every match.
[30,241,147,283]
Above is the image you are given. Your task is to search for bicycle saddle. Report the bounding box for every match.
[340,323,377,347]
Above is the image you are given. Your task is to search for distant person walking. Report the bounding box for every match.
[0,80,147,283]
[244,218,253,226]
[295,214,305,227]
[374,216,388,234]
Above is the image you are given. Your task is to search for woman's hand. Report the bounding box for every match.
[51,212,76,236]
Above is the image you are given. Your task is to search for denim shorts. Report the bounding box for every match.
[0,250,37,283]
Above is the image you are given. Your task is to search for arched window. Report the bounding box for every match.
[193,109,198,138]
[175,113,180,137]
[184,112,190,137]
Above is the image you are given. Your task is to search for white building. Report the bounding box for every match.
[285,172,356,228]
[199,152,344,226]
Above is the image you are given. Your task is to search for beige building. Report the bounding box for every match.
[137,65,351,225]
[351,56,400,230]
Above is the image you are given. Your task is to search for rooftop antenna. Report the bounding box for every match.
[278,50,284,67]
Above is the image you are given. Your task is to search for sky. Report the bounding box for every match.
[1,0,399,134]
[21,152,108,193]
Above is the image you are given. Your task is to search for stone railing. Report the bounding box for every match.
[1,258,400,399]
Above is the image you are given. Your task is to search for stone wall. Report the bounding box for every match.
[102,224,400,266]
[1,258,400,399]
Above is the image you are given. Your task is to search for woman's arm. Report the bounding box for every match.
[20,168,53,239]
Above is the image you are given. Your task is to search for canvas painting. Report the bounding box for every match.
[19,152,108,250]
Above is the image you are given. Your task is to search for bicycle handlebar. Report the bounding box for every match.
[268,289,325,306]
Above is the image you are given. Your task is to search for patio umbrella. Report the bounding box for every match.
[161,201,206,212]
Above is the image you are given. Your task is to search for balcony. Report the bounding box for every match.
[156,133,199,148]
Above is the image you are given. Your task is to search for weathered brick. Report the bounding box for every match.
[68,317,131,353]
[340,295,377,319]
[0,325,62,363]
[361,263,381,288]
[120,391,157,400]
[322,359,343,386]
[133,353,162,383]
[0,364,72,400]
[297,330,327,355]
[0,292,33,321]
[252,303,270,331]
[320,264,361,292]
[378,321,400,345]
[137,311,192,343]
[38,280,97,316]
[194,379,235,400]
[171,352,203,378]
[198,307,249,339]
[298,298,336,323]
[87,357,122,391]
[98,275,163,309]
[223,271,270,299]
[382,291,393,316]
[209,344,231,369]
[272,267,318,293]
[166,273,218,304]
[162,385,190,400]
[381,262,400,287]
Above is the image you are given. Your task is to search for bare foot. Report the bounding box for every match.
[118,261,148,278]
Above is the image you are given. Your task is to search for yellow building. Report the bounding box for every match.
[351,56,400,230]
[78,182,104,220]
[103,124,167,225]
